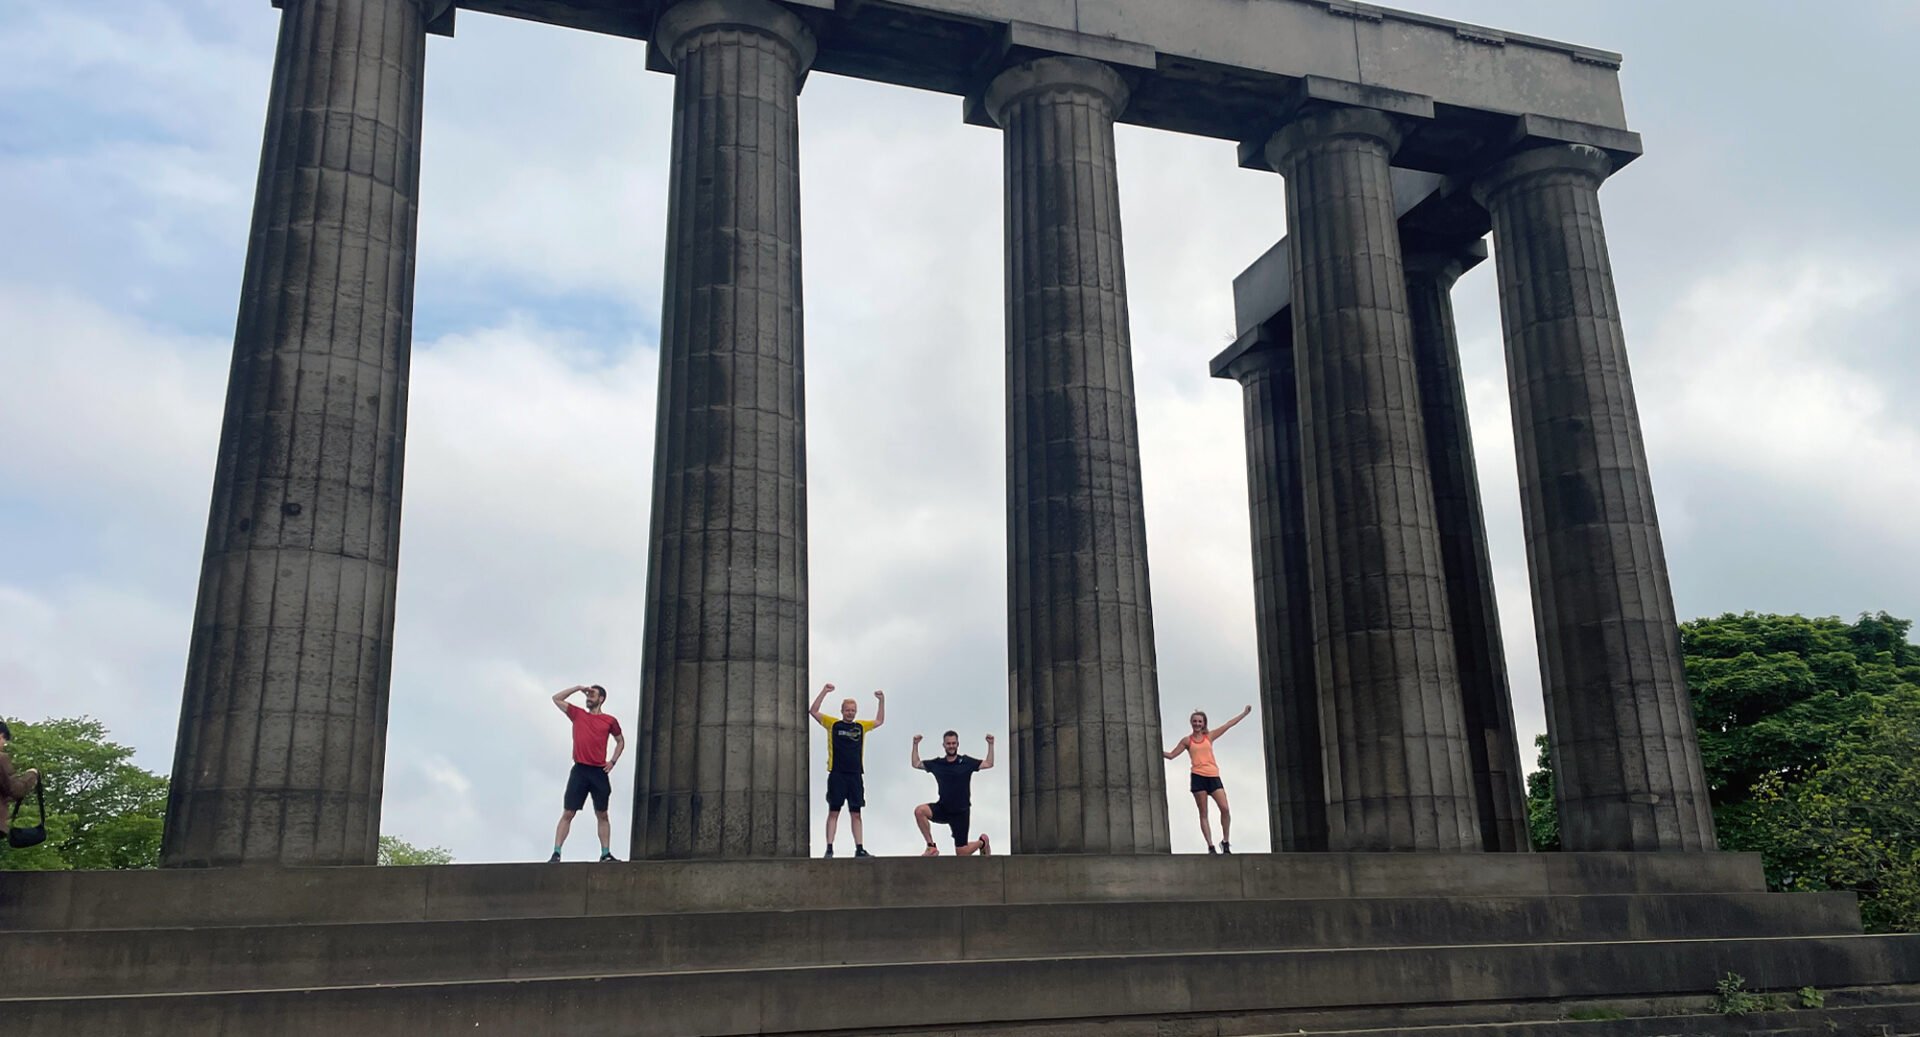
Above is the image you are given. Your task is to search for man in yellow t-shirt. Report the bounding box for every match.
[809,682,884,858]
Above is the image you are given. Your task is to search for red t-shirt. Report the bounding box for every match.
[566,705,622,767]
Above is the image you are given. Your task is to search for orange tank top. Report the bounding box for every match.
[1188,733,1220,778]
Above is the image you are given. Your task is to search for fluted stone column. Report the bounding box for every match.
[1404,251,1530,852]
[633,0,815,860]
[990,56,1170,854]
[1264,108,1481,851]
[163,0,435,867]
[1223,332,1329,852]
[1475,144,1716,851]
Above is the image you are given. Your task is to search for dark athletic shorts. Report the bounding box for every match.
[1190,774,1225,795]
[826,772,865,813]
[928,802,970,846]
[564,762,612,813]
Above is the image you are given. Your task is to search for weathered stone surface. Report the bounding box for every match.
[0,851,1780,931]
[1263,107,1480,852]
[1222,330,1328,852]
[164,0,435,868]
[632,0,816,860]
[1403,250,1531,853]
[4,890,1863,998]
[1475,145,1716,852]
[989,56,1169,855]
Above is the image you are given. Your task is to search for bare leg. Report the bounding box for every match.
[825,808,840,847]
[595,810,611,855]
[914,805,939,856]
[1211,788,1232,843]
[1192,791,1214,847]
[850,811,864,845]
[958,834,991,856]
[554,809,577,849]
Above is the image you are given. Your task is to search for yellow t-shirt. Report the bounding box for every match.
[818,715,878,773]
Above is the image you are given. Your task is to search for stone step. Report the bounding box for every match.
[4,934,1916,1036]
[0,891,1860,999]
[0,852,1769,930]
[1262,1001,1920,1036]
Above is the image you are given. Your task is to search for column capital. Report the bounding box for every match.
[1402,239,1489,291]
[1264,107,1405,171]
[1472,143,1612,207]
[1212,323,1292,386]
[983,56,1130,128]
[654,0,817,73]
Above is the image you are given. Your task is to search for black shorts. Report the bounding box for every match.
[1190,774,1225,795]
[928,802,970,846]
[564,762,612,813]
[826,772,865,813]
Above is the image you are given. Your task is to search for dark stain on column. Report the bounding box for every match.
[164,0,432,867]
[633,0,815,860]
[1475,144,1716,852]
[990,56,1170,854]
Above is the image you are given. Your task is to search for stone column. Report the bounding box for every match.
[1404,251,1530,852]
[1263,108,1481,852]
[1223,331,1329,852]
[990,56,1170,854]
[632,0,815,860]
[1474,144,1716,851]
[163,0,434,867]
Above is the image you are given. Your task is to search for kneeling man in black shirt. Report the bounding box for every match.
[911,729,994,856]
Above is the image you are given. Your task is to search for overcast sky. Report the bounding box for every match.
[2,1,1916,862]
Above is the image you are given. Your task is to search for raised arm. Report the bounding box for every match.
[910,734,924,769]
[871,690,886,729]
[979,733,996,771]
[552,685,585,717]
[1163,736,1190,761]
[808,682,834,723]
[605,731,626,773]
[1209,705,1254,740]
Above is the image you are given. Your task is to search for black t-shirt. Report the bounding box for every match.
[923,755,982,809]
[828,720,870,775]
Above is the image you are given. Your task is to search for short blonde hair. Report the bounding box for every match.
[841,698,858,711]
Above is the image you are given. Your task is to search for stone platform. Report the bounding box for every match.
[2,853,1916,1035]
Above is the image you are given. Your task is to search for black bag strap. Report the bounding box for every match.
[10,784,42,823]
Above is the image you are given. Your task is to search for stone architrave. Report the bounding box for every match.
[163,0,437,867]
[1222,330,1330,852]
[1475,144,1716,852]
[1263,107,1482,852]
[632,0,816,860]
[1403,250,1531,852]
[989,56,1171,855]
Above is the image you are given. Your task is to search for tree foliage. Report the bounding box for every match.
[378,834,453,866]
[1750,692,1920,932]
[1524,612,1920,932]
[0,716,167,871]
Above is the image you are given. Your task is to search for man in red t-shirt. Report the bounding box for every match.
[549,684,625,862]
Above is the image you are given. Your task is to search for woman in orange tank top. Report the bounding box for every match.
[1165,705,1253,854]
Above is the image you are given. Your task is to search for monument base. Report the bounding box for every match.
[3,853,1916,1034]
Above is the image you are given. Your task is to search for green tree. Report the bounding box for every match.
[1524,612,1920,931]
[0,716,167,871]
[378,834,453,866]
[1751,690,1920,932]
[1525,735,1558,851]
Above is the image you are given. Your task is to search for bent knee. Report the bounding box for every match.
[914,804,932,818]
